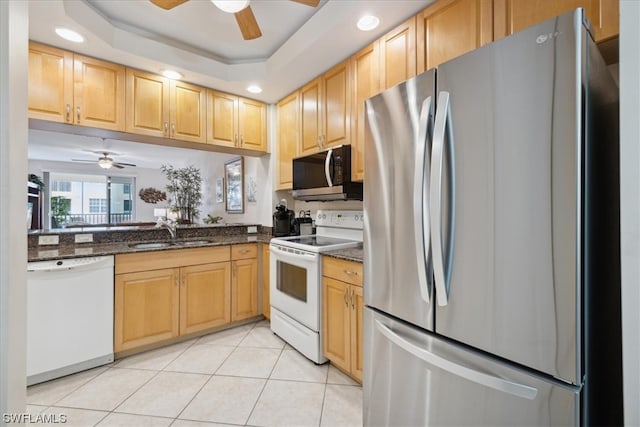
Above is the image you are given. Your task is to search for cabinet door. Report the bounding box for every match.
[28,42,73,123]
[207,90,238,147]
[493,0,618,43]
[238,97,267,152]
[231,258,258,321]
[300,78,322,156]
[416,0,493,73]
[276,91,299,190]
[261,243,270,319]
[351,42,380,182]
[350,285,364,382]
[380,17,417,90]
[322,60,350,149]
[322,277,350,373]
[171,80,206,143]
[126,69,170,137]
[114,268,179,352]
[73,55,125,131]
[179,262,231,335]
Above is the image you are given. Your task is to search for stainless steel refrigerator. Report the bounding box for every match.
[363,9,621,426]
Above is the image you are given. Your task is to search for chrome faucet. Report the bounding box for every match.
[156,217,177,240]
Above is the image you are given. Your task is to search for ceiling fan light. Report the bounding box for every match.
[357,15,380,32]
[247,84,262,94]
[211,0,250,13]
[55,27,84,43]
[98,158,113,169]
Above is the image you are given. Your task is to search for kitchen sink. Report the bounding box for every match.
[128,242,175,249]
[179,240,213,246]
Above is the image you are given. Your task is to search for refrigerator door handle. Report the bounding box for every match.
[414,96,433,304]
[375,319,538,400]
[430,91,456,306]
[324,149,334,187]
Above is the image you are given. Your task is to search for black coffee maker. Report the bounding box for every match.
[273,203,295,237]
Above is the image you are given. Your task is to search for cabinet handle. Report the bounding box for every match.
[240,134,244,146]
[343,288,348,307]
[317,136,321,149]
[174,275,178,288]
[66,104,71,122]
[343,269,358,276]
[182,272,186,287]
[240,249,250,254]
[171,123,176,137]
[76,106,81,123]
[351,288,355,309]
[164,122,169,136]
[235,134,238,146]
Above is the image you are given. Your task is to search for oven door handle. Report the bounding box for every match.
[270,246,317,264]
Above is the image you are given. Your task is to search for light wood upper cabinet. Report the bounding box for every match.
[114,267,180,352]
[207,90,267,152]
[380,17,417,90]
[299,60,351,156]
[127,69,206,142]
[28,43,73,123]
[231,244,259,322]
[276,91,299,190]
[126,68,170,138]
[350,41,381,182]
[417,0,493,72]
[493,0,618,43]
[179,262,231,335]
[28,42,125,131]
[170,80,206,143]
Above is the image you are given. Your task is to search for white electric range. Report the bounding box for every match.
[269,210,363,363]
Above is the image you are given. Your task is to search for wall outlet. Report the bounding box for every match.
[38,235,59,245]
[247,226,258,234]
[75,233,94,243]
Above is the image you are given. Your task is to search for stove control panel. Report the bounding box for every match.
[315,210,364,229]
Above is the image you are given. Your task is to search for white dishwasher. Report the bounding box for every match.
[27,255,114,385]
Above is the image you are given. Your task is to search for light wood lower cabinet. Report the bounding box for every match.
[261,243,270,319]
[114,246,232,352]
[322,256,363,382]
[231,244,259,322]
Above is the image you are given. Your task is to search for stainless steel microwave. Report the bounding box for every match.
[292,145,363,201]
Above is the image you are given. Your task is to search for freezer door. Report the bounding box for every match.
[364,70,435,331]
[364,308,579,426]
[431,10,586,384]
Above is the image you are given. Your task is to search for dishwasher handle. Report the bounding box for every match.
[27,256,114,272]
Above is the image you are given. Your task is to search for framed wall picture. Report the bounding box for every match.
[215,177,224,203]
[225,157,244,213]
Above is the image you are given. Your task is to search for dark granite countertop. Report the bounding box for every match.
[28,226,274,262]
[322,247,363,263]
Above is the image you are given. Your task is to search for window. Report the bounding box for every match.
[89,198,107,213]
[48,173,135,227]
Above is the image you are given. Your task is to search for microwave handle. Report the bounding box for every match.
[324,149,334,187]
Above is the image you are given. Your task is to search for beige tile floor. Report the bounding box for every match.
[26,320,363,426]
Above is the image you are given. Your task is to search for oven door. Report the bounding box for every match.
[270,244,320,331]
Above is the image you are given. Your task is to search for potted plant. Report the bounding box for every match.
[50,196,70,228]
[161,164,202,224]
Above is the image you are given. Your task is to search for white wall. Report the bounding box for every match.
[619,1,640,424]
[29,159,167,224]
[0,0,28,417]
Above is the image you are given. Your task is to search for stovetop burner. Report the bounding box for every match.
[277,235,356,247]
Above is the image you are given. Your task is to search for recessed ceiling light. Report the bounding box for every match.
[55,27,84,43]
[162,70,183,80]
[211,0,250,13]
[247,85,262,94]
[357,15,380,32]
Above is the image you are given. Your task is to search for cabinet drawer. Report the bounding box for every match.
[116,246,230,274]
[232,243,258,260]
[322,256,363,287]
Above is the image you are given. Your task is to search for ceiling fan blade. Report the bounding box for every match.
[115,162,137,167]
[289,0,320,6]
[235,6,262,40]
[149,0,188,10]
[112,164,125,169]
[71,159,95,163]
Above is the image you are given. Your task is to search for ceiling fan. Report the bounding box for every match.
[71,152,137,170]
[149,0,320,40]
